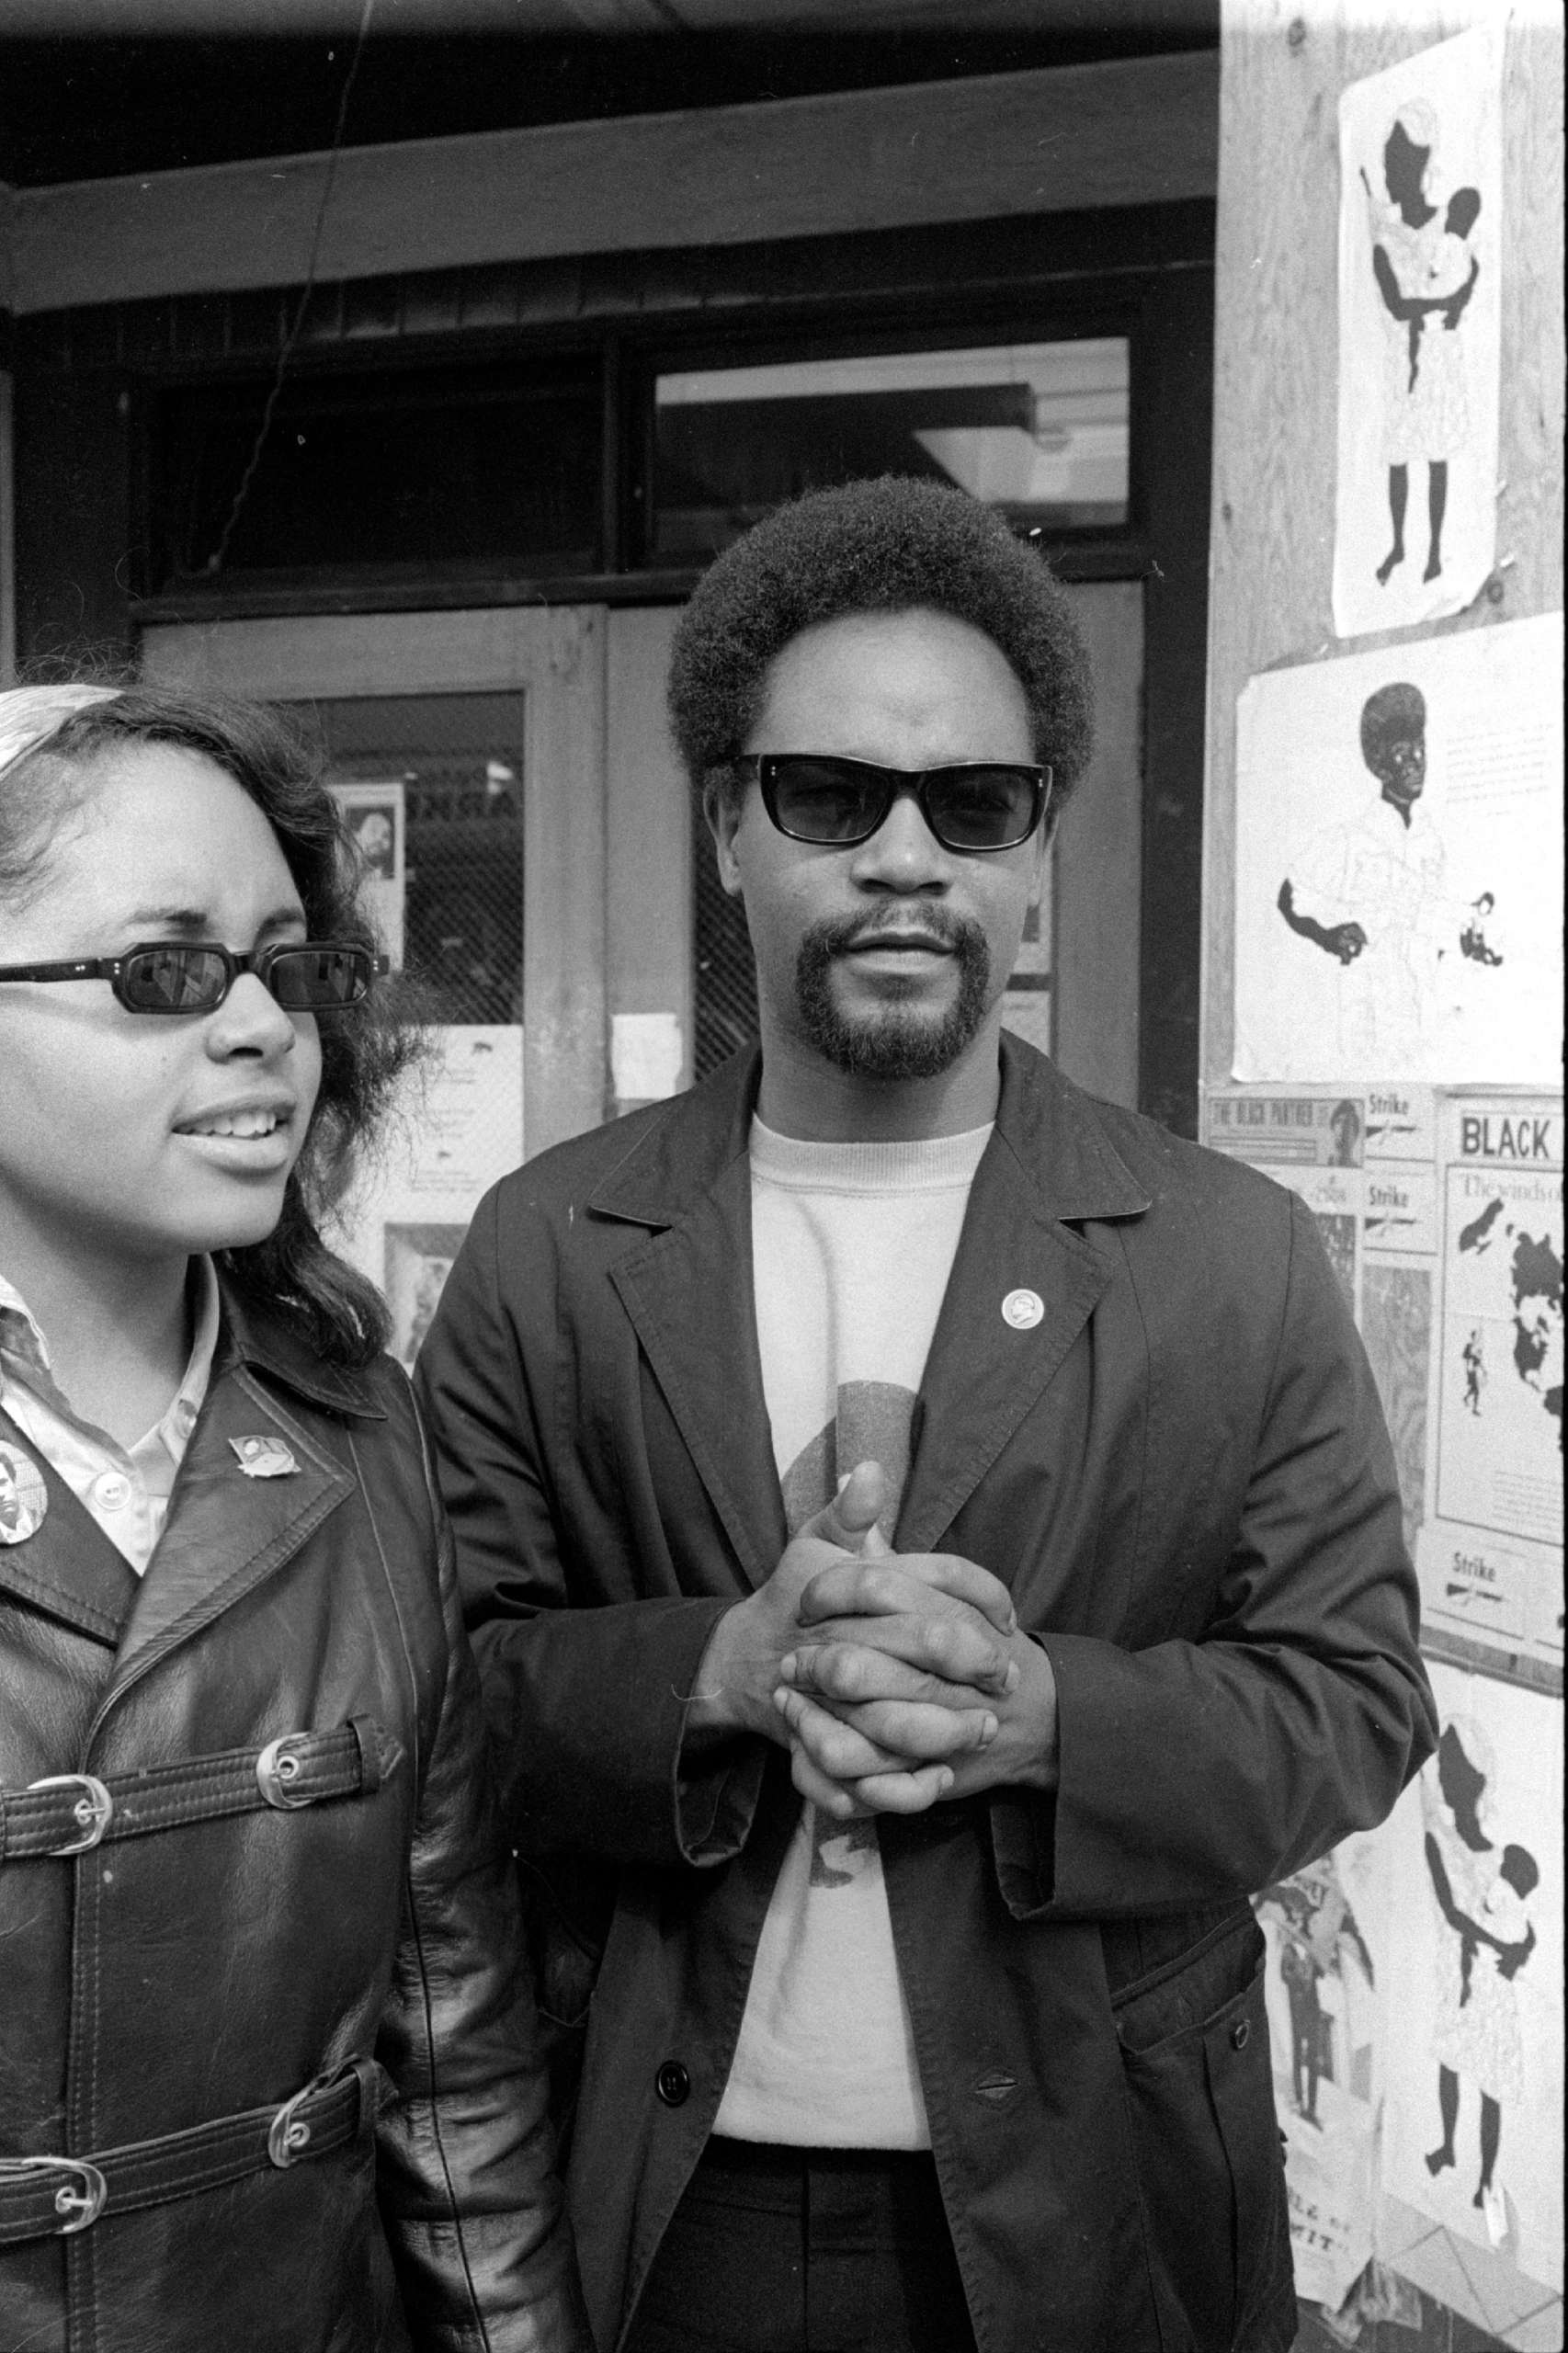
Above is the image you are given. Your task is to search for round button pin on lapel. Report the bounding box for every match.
[1001,1289,1044,1330]
[0,1440,50,1543]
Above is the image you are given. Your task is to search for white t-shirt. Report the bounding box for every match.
[713,1115,991,2148]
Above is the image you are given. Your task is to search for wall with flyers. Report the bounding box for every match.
[1204,5,1562,2346]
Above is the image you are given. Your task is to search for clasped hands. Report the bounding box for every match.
[691,1461,1057,1821]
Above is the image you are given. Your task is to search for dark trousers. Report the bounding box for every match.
[622,2137,979,2353]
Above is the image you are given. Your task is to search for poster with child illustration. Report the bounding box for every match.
[1334,28,1504,639]
[1378,1663,1562,2329]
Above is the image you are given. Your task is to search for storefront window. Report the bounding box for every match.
[153,362,601,587]
[651,336,1129,563]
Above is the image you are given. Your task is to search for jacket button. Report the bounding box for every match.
[1231,2020,1251,2052]
[655,2061,690,2108]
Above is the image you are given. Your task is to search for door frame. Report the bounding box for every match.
[142,605,608,1159]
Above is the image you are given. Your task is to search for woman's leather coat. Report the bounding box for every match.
[0,1290,591,2353]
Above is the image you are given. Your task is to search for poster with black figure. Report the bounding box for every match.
[1334,28,1504,639]
[1233,617,1562,1084]
[1376,1664,1562,2334]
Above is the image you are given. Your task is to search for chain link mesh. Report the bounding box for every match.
[296,693,526,1027]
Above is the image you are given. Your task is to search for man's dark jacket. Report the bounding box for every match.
[416,1038,1437,2353]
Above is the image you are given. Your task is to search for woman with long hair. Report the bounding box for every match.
[0,681,589,2352]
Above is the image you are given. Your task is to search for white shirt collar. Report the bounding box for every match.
[0,1256,222,1452]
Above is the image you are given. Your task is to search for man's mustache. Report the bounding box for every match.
[809,909,982,958]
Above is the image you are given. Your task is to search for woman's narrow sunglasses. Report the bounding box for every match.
[733,753,1052,853]
[0,939,385,1015]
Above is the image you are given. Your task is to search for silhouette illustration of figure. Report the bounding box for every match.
[1461,1329,1485,1415]
[1459,891,1504,966]
[1260,1859,1374,2130]
[1421,1722,1538,2248]
[1361,105,1482,588]
[1276,683,1499,1068]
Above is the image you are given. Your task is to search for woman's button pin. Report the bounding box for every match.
[230,1436,299,1480]
[0,1439,50,1542]
[1001,1289,1044,1330]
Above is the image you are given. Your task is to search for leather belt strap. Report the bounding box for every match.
[0,2061,373,2245]
[0,1717,400,1863]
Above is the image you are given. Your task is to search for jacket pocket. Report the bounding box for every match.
[517,1853,616,2155]
[1115,1918,1290,2353]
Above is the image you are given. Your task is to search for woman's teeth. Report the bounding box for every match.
[187,1110,281,1139]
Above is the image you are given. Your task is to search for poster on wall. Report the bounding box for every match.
[1417,1096,1562,1687]
[1333,26,1505,640]
[1376,1662,1563,2328]
[1254,1830,1388,2307]
[1206,1085,1440,1550]
[1204,1089,1368,1315]
[327,1024,524,1366]
[329,779,407,971]
[1232,615,1563,1084]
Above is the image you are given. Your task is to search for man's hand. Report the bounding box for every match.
[688,1461,1058,1820]
[775,1599,1059,1820]
[1278,879,1367,964]
[686,1461,900,1743]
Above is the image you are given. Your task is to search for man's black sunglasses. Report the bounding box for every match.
[0,939,385,1015]
[734,753,1051,853]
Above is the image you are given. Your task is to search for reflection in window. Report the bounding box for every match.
[652,339,1128,563]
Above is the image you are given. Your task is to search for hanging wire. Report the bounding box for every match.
[205,0,379,575]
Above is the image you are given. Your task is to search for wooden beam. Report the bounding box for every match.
[4,53,1217,317]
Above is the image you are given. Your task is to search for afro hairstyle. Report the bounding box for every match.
[1360,681,1426,771]
[666,475,1094,814]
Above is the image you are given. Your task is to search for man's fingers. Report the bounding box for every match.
[840,1698,998,1760]
[776,1685,997,1767]
[791,1597,1017,1694]
[844,1767,955,1816]
[781,1637,1014,1709]
[783,1731,955,1822]
[787,1743,876,1822]
[800,1552,1016,1637]
[774,1688,903,1779]
[797,1460,888,1554]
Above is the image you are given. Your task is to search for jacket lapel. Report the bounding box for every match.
[588,1039,1152,1581]
[896,1039,1153,1552]
[99,1300,373,1708]
[0,1404,138,1645]
[596,1050,788,1590]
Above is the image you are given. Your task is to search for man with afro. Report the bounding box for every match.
[418,476,1433,2353]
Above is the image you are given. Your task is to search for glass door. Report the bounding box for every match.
[139,607,608,1360]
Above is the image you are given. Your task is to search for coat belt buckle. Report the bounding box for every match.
[8,2156,108,2234]
[267,2078,319,2166]
[267,2059,366,2169]
[29,1774,114,1855]
[256,1733,312,1811]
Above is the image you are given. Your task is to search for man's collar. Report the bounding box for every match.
[587,1034,1149,1231]
[990,1034,1152,1221]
